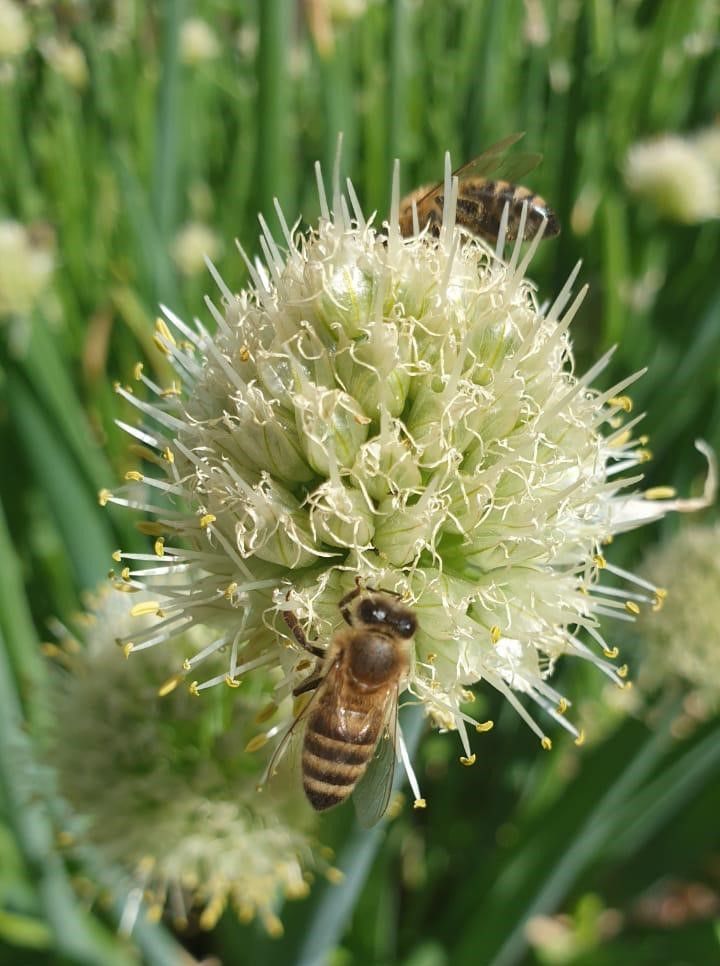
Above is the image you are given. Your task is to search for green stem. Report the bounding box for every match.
[257,0,293,217]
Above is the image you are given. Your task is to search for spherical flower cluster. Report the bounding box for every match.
[0,220,55,320]
[48,588,322,936]
[172,222,222,277]
[39,36,89,89]
[624,130,720,224]
[179,17,220,66]
[634,523,720,706]
[0,0,30,60]
[104,159,714,786]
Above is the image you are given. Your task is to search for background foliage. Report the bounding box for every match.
[1,1,719,964]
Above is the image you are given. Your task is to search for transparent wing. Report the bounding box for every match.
[412,132,542,208]
[352,686,399,829]
[261,680,321,787]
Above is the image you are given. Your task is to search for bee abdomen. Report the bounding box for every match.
[302,728,375,811]
[472,179,559,240]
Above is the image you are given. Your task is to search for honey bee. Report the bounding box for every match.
[398,132,560,244]
[277,580,416,826]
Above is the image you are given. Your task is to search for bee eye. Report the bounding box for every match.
[398,619,412,636]
[373,607,387,622]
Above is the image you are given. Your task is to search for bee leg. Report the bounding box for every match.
[282,609,325,659]
[339,576,364,625]
[292,673,323,697]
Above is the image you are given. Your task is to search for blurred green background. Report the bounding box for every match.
[1,1,719,964]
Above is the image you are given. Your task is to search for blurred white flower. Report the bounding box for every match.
[40,37,89,89]
[0,220,55,320]
[104,157,714,777]
[49,588,323,936]
[635,523,720,706]
[624,133,720,223]
[179,17,220,65]
[0,0,30,59]
[171,222,222,277]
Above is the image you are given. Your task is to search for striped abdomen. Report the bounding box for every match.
[405,179,559,243]
[302,695,384,812]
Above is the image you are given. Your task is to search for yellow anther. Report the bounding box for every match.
[652,588,667,612]
[157,673,184,697]
[603,534,614,545]
[199,898,225,931]
[490,625,501,644]
[188,681,200,696]
[603,646,620,659]
[286,881,311,900]
[130,601,161,617]
[541,736,553,751]
[413,798,427,810]
[637,448,653,463]
[645,486,676,500]
[125,470,143,482]
[459,753,477,766]
[145,905,163,924]
[610,428,632,448]
[159,382,181,397]
[609,395,633,413]
[98,488,112,506]
[574,729,586,747]
[320,846,335,860]
[618,664,629,678]
[133,362,144,380]
[162,446,175,463]
[224,581,238,599]
[325,868,345,885]
[122,642,134,658]
[154,537,165,557]
[239,345,250,362]
[264,914,284,939]
[199,513,216,529]
[426,652,437,664]
[638,434,649,445]
[593,554,606,569]
[113,380,121,392]
[182,658,192,671]
[112,581,138,593]
[245,734,269,753]
[476,720,494,733]
[112,549,122,562]
[556,698,568,714]
[625,601,640,615]
[153,317,176,354]
[121,567,131,581]
[460,688,475,703]
[254,702,278,724]
[224,674,241,688]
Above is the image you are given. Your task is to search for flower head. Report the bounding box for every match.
[0,220,55,320]
[49,588,321,935]
[0,0,30,60]
[634,522,720,707]
[179,17,220,65]
[105,156,714,788]
[624,132,720,223]
[172,222,222,277]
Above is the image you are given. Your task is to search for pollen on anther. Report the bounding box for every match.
[157,673,184,697]
[459,753,477,766]
[112,549,122,562]
[593,554,606,568]
[183,659,192,671]
[413,798,427,810]
[603,646,619,658]
[154,537,165,557]
[98,489,112,506]
[617,664,629,678]
[609,395,633,413]
[133,362,143,380]
[625,601,640,615]
[645,486,677,500]
[490,625,501,644]
[125,470,143,482]
[162,447,175,464]
[476,720,494,732]
[122,642,135,658]
[574,730,586,746]
[121,567,131,581]
[188,681,200,696]
[224,674,241,688]
[541,736,552,750]
[556,698,569,714]
[652,588,668,611]
[199,513,216,529]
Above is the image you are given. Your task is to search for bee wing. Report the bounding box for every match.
[412,132,542,208]
[352,685,399,829]
[262,674,325,785]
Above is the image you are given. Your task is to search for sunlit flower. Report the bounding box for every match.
[39,37,89,89]
[0,220,55,320]
[172,222,222,278]
[104,156,715,791]
[624,133,720,223]
[304,0,369,57]
[634,523,720,707]
[0,0,30,60]
[48,588,323,936]
[179,17,220,65]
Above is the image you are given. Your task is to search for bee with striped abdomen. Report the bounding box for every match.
[278,580,415,826]
[398,132,560,244]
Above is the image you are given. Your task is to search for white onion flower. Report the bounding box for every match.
[49,588,324,936]
[104,157,715,794]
